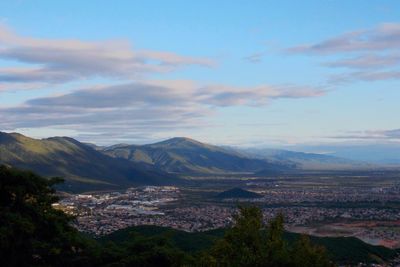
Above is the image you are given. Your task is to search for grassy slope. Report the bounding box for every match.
[0,132,179,192]
[102,137,290,175]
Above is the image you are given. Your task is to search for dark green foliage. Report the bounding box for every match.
[98,233,188,267]
[284,232,399,265]
[103,224,398,265]
[0,165,95,267]
[207,206,269,267]
[290,235,333,267]
[99,225,225,253]
[202,206,333,267]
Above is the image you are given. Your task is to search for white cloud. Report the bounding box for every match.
[0,80,326,143]
[243,52,264,63]
[287,23,400,83]
[329,70,400,83]
[323,53,400,69]
[330,129,400,141]
[0,25,215,85]
[288,23,400,54]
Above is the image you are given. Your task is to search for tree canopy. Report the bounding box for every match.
[202,205,333,267]
[0,165,94,266]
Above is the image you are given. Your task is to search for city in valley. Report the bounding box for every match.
[56,171,400,250]
[3,2,400,266]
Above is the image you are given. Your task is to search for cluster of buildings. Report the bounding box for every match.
[56,186,180,235]
[244,185,400,204]
[55,185,400,249]
[262,207,400,225]
[74,205,234,235]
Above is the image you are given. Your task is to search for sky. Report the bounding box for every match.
[0,0,399,147]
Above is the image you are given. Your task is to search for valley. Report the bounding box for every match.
[56,170,400,250]
[3,4,400,265]
[2,131,400,264]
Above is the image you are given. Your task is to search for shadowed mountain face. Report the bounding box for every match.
[102,137,291,174]
[215,188,262,199]
[0,132,178,192]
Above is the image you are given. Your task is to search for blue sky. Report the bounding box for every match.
[0,0,399,146]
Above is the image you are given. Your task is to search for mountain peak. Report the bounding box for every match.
[0,131,35,144]
[45,136,82,145]
[0,131,177,192]
[0,131,16,143]
[152,137,206,147]
[168,137,199,142]
[168,137,201,143]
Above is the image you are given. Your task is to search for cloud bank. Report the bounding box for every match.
[331,129,400,141]
[288,23,400,54]
[0,24,328,143]
[0,80,325,143]
[288,23,400,83]
[0,25,214,85]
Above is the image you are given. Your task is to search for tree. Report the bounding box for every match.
[0,165,95,267]
[98,233,187,267]
[207,206,266,267]
[203,205,333,267]
[265,213,290,267]
[289,235,332,267]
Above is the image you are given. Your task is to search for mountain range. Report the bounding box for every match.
[0,132,178,192]
[0,131,372,192]
[100,137,290,174]
[238,147,371,170]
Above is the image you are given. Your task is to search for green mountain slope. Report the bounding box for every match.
[102,137,292,174]
[0,132,179,192]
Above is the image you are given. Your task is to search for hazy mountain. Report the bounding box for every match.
[102,137,292,174]
[0,132,178,192]
[291,144,400,165]
[238,147,371,170]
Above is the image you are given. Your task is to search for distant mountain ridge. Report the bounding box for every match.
[0,132,178,192]
[101,137,369,173]
[238,147,372,170]
[0,131,371,192]
[101,137,291,174]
